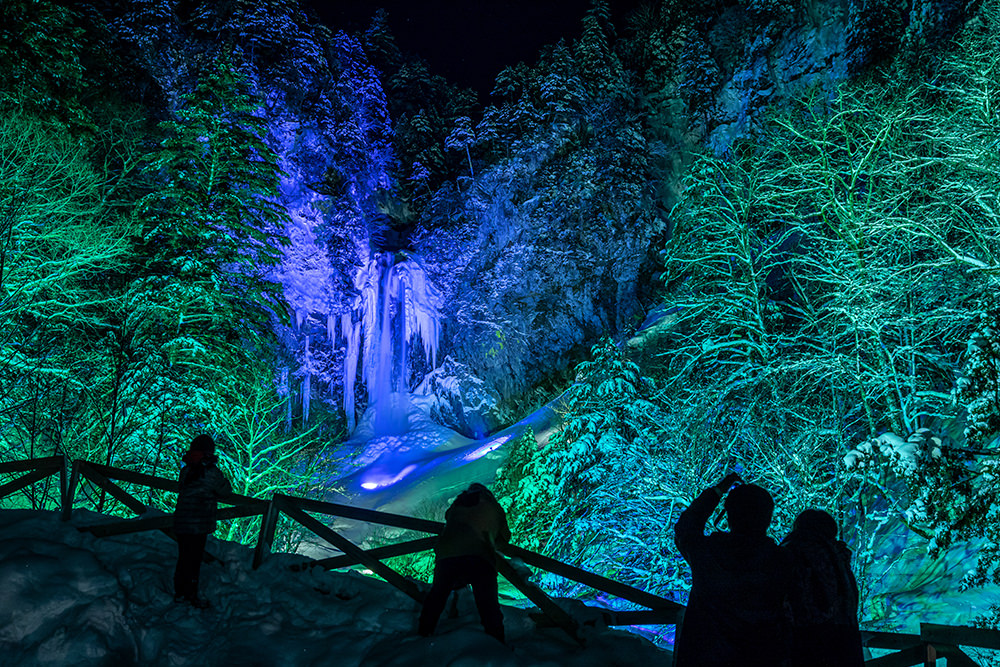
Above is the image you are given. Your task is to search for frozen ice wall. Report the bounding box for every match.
[340,253,443,434]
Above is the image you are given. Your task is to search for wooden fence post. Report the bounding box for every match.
[253,497,281,570]
[59,454,68,516]
[61,459,82,522]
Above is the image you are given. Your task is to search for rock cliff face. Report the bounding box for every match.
[412,0,978,427]
[99,0,978,436]
[705,0,852,153]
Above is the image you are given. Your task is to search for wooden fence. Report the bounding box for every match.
[863,624,1000,666]
[0,455,65,509]
[1,456,999,659]
[252,493,683,642]
[0,457,680,645]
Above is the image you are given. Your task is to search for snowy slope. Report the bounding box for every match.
[0,510,669,666]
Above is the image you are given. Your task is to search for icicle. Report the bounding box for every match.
[343,318,360,432]
[302,334,311,425]
[360,257,382,397]
[280,367,291,431]
[341,253,443,436]
[372,258,400,434]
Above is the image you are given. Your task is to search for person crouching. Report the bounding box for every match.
[418,483,510,643]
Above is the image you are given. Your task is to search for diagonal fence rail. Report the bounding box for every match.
[2,457,999,659]
[0,455,66,509]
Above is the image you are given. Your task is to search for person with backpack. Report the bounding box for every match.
[781,509,864,666]
[418,482,511,643]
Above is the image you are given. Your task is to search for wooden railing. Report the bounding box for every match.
[0,455,66,509]
[864,624,1000,666]
[63,459,267,533]
[254,493,683,643]
[0,457,681,645]
[3,456,1000,658]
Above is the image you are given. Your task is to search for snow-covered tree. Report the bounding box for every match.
[496,339,680,594]
[0,105,137,470]
[132,54,290,433]
[958,307,1000,448]
[444,115,476,178]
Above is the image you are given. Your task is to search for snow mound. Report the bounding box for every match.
[0,510,668,666]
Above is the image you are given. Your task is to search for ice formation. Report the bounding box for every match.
[340,253,443,433]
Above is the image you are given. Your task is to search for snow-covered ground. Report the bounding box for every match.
[0,509,669,666]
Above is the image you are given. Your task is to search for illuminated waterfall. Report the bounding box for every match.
[339,253,442,434]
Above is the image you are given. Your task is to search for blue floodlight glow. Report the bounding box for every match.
[459,434,514,462]
[359,464,418,490]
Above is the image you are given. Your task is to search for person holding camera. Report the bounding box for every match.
[672,472,793,666]
[173,434,231,608]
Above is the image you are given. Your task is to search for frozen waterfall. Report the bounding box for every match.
[339,253,442,434]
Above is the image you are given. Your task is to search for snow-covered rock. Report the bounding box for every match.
[413,357,504,438]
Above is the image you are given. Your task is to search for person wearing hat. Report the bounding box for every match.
[173,433,231,608]
[672,472,793,666]
[781,509,864,666]
[418,482,511,643]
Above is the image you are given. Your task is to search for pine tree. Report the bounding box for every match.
[134,54,289,402]
[0,0,87,126]
[361,9,403,74]
[539,41,587,123]
[677,30,720,122]
[444,116,476,178]
[574,0,626,100]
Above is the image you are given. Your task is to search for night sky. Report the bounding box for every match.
[303,0,643,96]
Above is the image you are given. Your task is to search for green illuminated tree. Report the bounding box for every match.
[496,339,679,593]
[0,104,138,478]
[211,380,328,547]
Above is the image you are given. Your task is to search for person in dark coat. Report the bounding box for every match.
[673,473,793,667]
[418,482,511,643]
[781,509,864,667]
[173,434,231,608]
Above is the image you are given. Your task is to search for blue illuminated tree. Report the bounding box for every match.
[445,115,476,178]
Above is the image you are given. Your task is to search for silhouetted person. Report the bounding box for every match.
[673,473,792,667]
[419,483,510,643]
[173,434,231,608]
[781,509,864,667]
